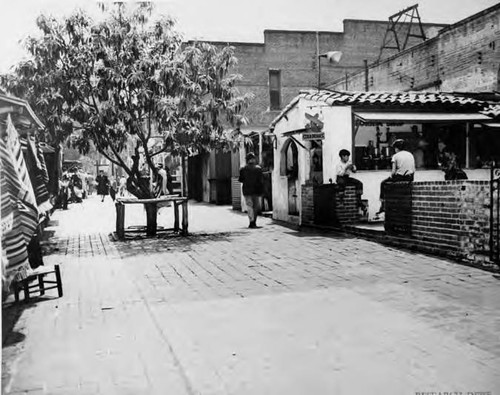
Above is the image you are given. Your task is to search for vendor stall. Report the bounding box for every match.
[1,92,53,294]
[269,90,495,224]
[269,90,500,267]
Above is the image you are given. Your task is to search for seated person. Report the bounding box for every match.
[442,151,468,181]
[377,139,415,215]
[335,149,364,208]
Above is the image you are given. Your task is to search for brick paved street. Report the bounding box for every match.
[2,195,500,394]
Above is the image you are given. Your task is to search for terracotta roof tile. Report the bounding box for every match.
[270,89,489,129]
[482,103,500,119]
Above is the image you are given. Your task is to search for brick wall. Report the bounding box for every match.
[385,181,412,235]
[334,186,358,225]
[328,4,500,92]
[384,180,492,264]
[301,182,315,225]
[301,183,358,227]
[202,20,446,128]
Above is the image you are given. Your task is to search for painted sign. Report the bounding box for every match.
[303,132,325,141]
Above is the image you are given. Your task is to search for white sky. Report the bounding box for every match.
[0,0,498,73]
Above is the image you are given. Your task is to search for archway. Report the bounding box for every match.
[281,139,299,215]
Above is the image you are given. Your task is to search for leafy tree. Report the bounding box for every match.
[1,3,251,233]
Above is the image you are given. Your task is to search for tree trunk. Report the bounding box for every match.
[145,203,157,236]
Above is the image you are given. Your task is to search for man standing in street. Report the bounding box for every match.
[239,152,264,229]
[96,170,110,203]
[156,163,168,196]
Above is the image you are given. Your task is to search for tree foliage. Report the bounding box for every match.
[1,3,252,198]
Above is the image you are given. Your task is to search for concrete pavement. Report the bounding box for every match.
[2,195,500,394]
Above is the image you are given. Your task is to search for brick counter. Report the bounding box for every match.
[385,180,492,264]
[301,183,358,227]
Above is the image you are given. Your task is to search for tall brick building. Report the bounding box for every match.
[327,3,500,92]
[187,18,447,207]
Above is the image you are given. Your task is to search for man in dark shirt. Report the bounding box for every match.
[239,152,264,228]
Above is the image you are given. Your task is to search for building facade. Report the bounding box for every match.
[187,18,447,207]
[327,4,500,92]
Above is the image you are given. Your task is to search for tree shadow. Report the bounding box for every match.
[112,230,246,258]
[1,300,40,348]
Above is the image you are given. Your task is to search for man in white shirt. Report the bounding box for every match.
[377,139,415,214]
[156,163,168,196]
[335,149,364,209]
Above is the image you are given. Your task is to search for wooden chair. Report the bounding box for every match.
[13,264,63,302]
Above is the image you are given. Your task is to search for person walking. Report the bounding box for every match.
[377,139,415,215]
[156,163,169,196]
[239,152,264,229]
[95,170,110,202]
[58,174,70,210]
[118,175,127,197]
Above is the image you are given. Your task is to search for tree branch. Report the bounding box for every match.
[106,135,133,175]
[97,148,121,167]
[150,146,169,158]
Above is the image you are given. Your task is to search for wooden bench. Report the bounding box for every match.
[115,196,189,240]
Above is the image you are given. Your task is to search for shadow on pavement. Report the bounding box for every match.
[2,302,38,347]
[113,231,246,258]
[2,219,64,350]
[283,229,352,240]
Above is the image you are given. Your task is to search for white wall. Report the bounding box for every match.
[272,100,354,223]
[322,106,354,184]
[272,104,304,222]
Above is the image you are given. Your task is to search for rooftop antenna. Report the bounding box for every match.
[377,4,427,62]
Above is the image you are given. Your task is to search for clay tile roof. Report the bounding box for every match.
[270,89,488,129]
[298,90,484,106]
[482,103,500,119]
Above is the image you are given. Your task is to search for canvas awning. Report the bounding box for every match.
[0,93,44,129]
[354,111,492,124]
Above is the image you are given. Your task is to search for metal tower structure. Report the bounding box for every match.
[377,4,427,62]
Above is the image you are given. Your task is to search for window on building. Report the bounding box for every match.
[269,70,281,111]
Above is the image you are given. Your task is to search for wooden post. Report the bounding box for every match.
[364,59,369,92]
[182,200,189,235]
[116,202,125,240]
[258,132,263,164]
[145,203,157,236]
[174,201,179,232]
[465,122,470,168]
[38,275,45,295]
[181,154,187,197]
[55,264,63,297]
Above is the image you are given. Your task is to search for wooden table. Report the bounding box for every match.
[115,196,188,240]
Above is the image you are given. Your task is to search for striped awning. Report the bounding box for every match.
[1,115,39,286]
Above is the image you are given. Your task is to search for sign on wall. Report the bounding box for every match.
[303,132,325,141]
